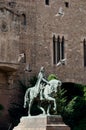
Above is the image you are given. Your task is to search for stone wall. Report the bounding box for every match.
[32,0,86,84]
[0,0,86,129]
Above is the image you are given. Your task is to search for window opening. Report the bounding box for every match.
[45,0,49,5]
[83,39,86,66]
[53,35,65,65]
[65,2,69,8]
[53,35,56,64]
[21,14,26,26]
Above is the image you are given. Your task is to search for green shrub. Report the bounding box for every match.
[48,74,58,81]
[60,83,86,129]
[73,118,86,130]
[83,85,86,100]
[62,96,86,129]
[56,89,67,114]
[62,83,84,103]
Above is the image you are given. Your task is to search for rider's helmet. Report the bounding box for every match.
[40,66,44,72]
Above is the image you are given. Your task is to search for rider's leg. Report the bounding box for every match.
[40,89,44,100]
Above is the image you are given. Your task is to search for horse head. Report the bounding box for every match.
[49,79,62,93]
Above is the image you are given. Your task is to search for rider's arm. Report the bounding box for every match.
[42,78,50,85]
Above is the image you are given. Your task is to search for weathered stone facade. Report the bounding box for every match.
[0,0,86,129]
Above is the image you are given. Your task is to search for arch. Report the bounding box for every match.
[62,82,84,102]
[0,64,18,72]
[21,14,26,25]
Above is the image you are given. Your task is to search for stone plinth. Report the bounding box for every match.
[13,115,70,130]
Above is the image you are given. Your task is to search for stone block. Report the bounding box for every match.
[13,115,70,130]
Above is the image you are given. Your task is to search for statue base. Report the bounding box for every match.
[13,115,70,130]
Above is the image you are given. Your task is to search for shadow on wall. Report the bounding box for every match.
[61,82,84,102]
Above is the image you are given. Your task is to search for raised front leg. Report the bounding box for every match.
[53,99,56,111]
[45,96,57,111]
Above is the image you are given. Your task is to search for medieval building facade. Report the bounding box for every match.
[0,0,86,129]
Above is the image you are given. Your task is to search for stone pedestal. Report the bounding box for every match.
[13,115,70,130]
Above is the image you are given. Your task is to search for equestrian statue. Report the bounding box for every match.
[23,67,62,116]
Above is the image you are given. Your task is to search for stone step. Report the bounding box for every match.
[47,124,70,130]
[47,115,64,124]
[13,115,70,130]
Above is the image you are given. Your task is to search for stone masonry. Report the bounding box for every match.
[0,0,86,129]
[13,115,70,130]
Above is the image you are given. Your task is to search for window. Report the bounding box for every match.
[8,1,16,8]
[83,39,86,66]
[21,14,26,26]
[18,52,26,63]
[65,2,69,8]
[53,35,65,64]
[45,0,49,5]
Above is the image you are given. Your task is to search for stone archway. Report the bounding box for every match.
[0,65,18,130]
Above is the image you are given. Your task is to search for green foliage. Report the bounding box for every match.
[55,89,67,114]
[61,83,86,130]
[73,118,86,130]
[62,96,86,129]
[83,85,86,100]
[48,74,58,81]
[62,83,84,103]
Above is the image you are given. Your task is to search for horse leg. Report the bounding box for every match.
[24,88,30,108]
[23,98,26,108]
[37,105,46,115]
[45,96,56,111]
[53,99,56,110]
[24,97,28,108]
[28,99,33,116]
[47,104,51,115]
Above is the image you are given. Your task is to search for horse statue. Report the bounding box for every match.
[24,79,62,116]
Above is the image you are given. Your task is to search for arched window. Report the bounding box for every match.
[57,36,60,63]
[45,0,49,5]
[83,39,86,66]
[53,35,65,64]
[65,2,69,8]
[53,35,56,64]
[61,36,65,59]
[21,14,26,25]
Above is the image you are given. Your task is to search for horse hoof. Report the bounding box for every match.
[53,107,56,111]
[24,105,26,108]
[47,113,50,116]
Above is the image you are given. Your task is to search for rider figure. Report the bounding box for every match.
[36,66,50,100]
